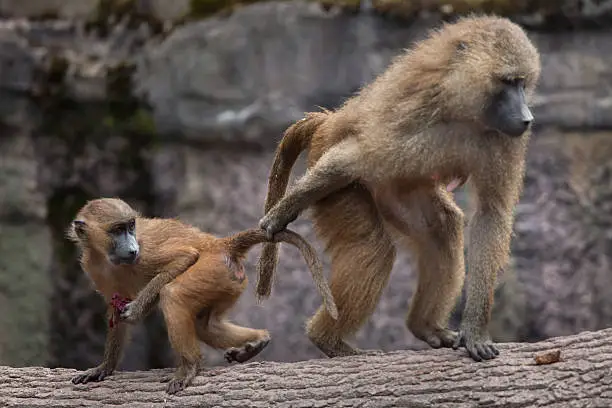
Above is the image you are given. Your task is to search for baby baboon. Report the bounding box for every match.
[68,198,337,394]
[257,15,541,362]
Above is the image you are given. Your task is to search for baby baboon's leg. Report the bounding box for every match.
[197,317,271,364]
[159,285,201,395]
[404,188,465,349]
[306,186,396,358]
[71,307,131,384]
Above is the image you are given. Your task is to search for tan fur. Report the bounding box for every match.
[68,197,336,394]
[257,15,540,360]
[257,111,331,300]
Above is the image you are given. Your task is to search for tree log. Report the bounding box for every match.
[2,328,612,407]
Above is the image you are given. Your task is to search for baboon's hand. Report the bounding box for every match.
[259,209,298,240]
[119,301,142,324]
[71,364,113,384]
[452,326,499,362]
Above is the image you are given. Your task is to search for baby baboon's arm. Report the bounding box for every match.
[72,307,130,384]
[259,140,360,238]
[120,248,200,324]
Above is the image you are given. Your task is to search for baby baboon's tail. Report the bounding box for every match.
[227,228,338,320]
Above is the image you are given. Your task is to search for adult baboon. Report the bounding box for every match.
[257,15,540,362]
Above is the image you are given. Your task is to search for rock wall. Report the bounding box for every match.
[1,0,612,370]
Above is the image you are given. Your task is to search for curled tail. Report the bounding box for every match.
[256,111,329,301]
[227,228,338,320]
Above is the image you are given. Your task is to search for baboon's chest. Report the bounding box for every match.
[86,264,146,300]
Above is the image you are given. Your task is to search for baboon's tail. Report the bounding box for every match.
[226,228,338,320]
[256,111,329,301]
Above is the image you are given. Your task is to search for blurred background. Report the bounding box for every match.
[1,0,611,373]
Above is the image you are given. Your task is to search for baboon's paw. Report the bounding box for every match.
[224,338,270,363]
[453,329,499,362]
[71,365,112,384]
[412,326,458,349]
[166,378,187,395]
[308,334,362,358]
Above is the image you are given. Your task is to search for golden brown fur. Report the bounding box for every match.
[68,198,336,394]
[257,111,330,299]
[257,15,541,361]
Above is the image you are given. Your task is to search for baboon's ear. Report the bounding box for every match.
[73,220,87,238]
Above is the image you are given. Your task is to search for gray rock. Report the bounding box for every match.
[136,1,612,146]
[0,132,52,366]
[0,0,98,20]
[134,1,435,146]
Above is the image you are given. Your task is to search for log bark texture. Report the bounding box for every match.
[1,328,612,408]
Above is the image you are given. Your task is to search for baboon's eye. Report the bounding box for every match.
[500,76,525,87]
[127,219,136,232]
[73,220,87,237]
[109,224,124,235]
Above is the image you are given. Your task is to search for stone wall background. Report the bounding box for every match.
[1,0,612,371]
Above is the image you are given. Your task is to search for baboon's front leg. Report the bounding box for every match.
[72,307,130,384]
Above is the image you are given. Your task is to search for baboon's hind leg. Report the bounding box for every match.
[306,186,396,358]
[159,285,202,394]
[196,311,271,364]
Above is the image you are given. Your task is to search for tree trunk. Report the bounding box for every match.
[2,328,612,407]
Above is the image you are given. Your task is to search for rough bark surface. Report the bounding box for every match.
[2,328,612,408]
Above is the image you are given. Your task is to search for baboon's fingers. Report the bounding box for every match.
[472,343,498,361]
[454,329,500,361]
[485,344,500,358]
[224,338,271,364]
[166,378,186,394]
[259,210,299,240]
[71,366,110,384]
[452,333,465,350]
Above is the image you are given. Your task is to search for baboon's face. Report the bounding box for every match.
[105,218,139,265]
[70,198,141,266]
[72,218,140,265]
[444,21,541,138]
[483,76,533,137]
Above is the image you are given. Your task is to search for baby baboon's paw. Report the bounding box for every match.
[71,365,112,384]
[224,338,271,364]
[165,364,199,394]
[166,378,187,395]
